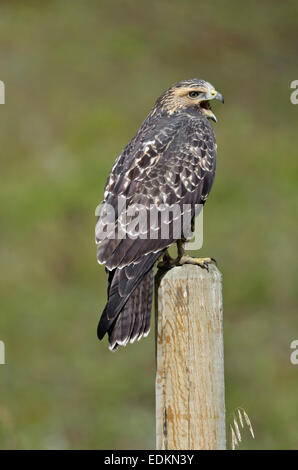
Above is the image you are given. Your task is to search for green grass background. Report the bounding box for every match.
[0,0,298,449]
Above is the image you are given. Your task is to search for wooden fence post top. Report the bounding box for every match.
[158,263,222,283]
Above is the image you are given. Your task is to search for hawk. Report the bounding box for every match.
[95,78,223,350]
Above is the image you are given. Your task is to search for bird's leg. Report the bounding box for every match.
[191,216,195,235]
[177,235,216,271]
[157,249,176,269]
[157,241,186,270]
[158,240,217,271]
[177,239,185,259]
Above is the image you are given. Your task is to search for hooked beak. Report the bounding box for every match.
[214,92,224,104]
[200,88,224,123]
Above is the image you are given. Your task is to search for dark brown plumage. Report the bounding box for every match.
[95,78,223,350]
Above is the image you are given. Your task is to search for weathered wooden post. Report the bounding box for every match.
[155,264,225,450]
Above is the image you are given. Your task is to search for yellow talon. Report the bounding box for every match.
[178,256,216,270]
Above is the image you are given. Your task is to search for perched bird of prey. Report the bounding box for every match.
[95,78,223,350]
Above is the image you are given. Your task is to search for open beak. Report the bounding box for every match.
[200,88,224,123]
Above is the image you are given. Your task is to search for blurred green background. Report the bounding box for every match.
[0,0,298,450]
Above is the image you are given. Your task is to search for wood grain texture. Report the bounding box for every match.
[155,264,225,450]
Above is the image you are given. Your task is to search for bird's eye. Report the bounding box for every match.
[188,91,200,98]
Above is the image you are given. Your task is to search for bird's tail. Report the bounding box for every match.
[97,251,162,350]
[107,268,154,350]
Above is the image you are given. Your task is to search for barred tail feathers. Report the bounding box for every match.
[107,268,154,350]
[97,251,162,350]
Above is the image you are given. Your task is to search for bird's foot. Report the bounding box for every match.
[178,255,216,270]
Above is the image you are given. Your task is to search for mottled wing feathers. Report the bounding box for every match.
[96,114,216,270]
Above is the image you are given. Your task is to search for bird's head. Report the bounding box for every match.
[157,78,224,122]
